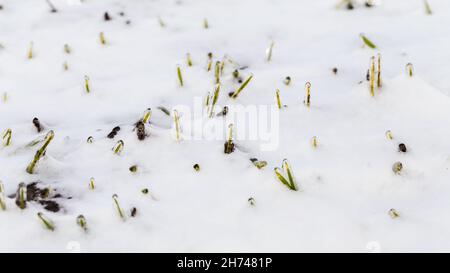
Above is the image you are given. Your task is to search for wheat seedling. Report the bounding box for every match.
[274,159,298,191]
[99,32,106,45]
[266,41,275,62]
[304,82,311,107]
[214,61,221,84]
[89,177,95,190]
[224,124,235,154]
[276,89,283,109]
[0,181,6,210]
[177,65,184,86]
[369,56,375,97]
[207,52,213,71]
[377,53,382,88]
[311,136,318,148]
[392,162,403,174]
[209,84,221,118]
[250,158,267,169]
[406,63,413,77]
[84,76,91,93]
[385,130,393,140]
[173,110,181,141]
[112,194,126,220]
[389,208,400,219]
[231,75,253,99]
[27,42,34,59]
[283,76,291,86]
[15,183,27,209]
[113,140,124,154]
[64,44,71,54]
[187,53,193,67]
[203,18,209,29]
[76,215,88,231]
[248,197,255,206]
[87,136,94,143]
[424,0,432,15]
[2,128,12,146]
[26,130,55,174]
[360,33,377,49]
[37,212,55,231]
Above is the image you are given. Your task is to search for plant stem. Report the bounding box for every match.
[231,75,253,99]
[26,130,55,174]
[37,212,55,231]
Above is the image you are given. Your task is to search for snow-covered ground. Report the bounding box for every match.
[1,0,450,252]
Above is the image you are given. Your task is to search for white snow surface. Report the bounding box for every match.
[1,0,450,252]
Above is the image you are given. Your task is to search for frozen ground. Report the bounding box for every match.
[1,0,450,252]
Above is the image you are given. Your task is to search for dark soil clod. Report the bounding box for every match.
[135,121,146,140]
[104,12,112,21]
[398,143,407,153]
[33,117,43,132]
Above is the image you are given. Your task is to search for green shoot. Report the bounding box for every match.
[26,130,55,174]
[187,53,193,67]
[207,52,213,71]
[209,84,221,118]
[276,89,282,109]
[389,208,400,219]
[231,74,253,99]
[84,76,91,93]
[99,32,106,45]
[177,65,184,86]
[173,110,181,141]
[112,194,126,220]
[158,17,166,27]
[89,177,95,190]
[392,161,403,174]
[424,0,432,15]
[77,215,88,231]
[204,91,211,107]
[63,61,69,71]
[406,63,413,77]
[203,18,209,29]
[214,61,221,84]
[283,76,291,86]
[385,130,393,140]
[0,181,6,210]
[304,82,311,107]
[87,136,94,143]
[113,140,124,154]
[193,164,200,172]
[377,53,382,88]
[369,56,375,97]
[360,33,377,49]
[64,44,71,54]
[311,136,318,148]
[266,41,274,62]
[248,197,255,206]
[2,92,7,103]
[3,128,12,146]
[158,106,171,116]
[16,183,27,209]
[27,42,34,59]
[250,158,267,169]
[37,212,55,231]
[142,108,152,124]
[224,124,235,154]
[274,159,298,191]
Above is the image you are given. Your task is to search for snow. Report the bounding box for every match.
[1,0,450,252]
